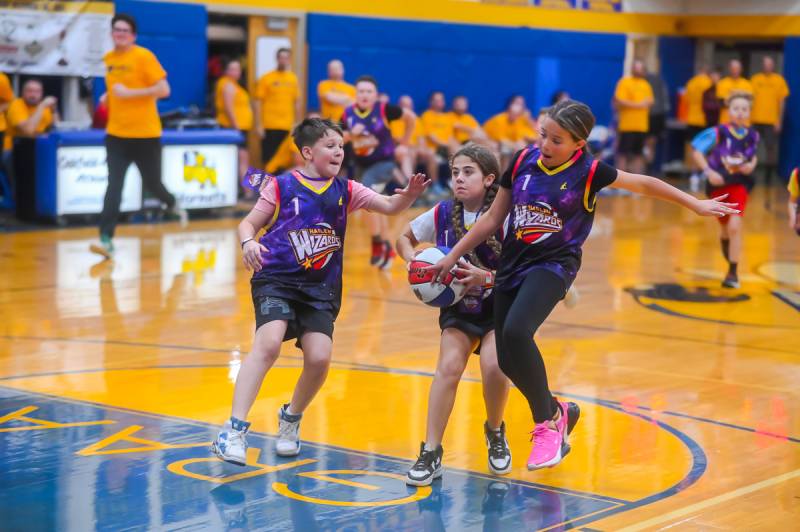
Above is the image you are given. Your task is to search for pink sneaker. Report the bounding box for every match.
[554,400,581,457]
[527,421,564,470]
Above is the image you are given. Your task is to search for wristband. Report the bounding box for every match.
[241,237,254,249]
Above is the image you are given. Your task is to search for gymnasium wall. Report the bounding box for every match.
[780,37,800,177]
[97,0,208,111]
[305,14,626,126]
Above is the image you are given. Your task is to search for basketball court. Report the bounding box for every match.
[1,189,798,530]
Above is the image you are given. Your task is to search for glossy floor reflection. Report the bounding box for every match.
[1,187,799,530]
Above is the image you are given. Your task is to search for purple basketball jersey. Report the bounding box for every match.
[434,200,501,316]
[252,171,351,312]
[706,125,760,190]
[343,102,395,166]
[497,147,605,290]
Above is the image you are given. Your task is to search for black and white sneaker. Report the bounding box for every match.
[484,421,512,475]
[406,442,443,486]
[722,273,740,289]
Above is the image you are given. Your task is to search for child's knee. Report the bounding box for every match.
[304,350,332,372]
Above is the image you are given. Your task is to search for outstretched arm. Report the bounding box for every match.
[367,173,431,215]
[610,170,739,217]
[423,187,511,282]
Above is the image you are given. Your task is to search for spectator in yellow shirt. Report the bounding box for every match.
[255,48,300,169]
[215,59,254,187]
[717,59,752,124]
[6,79,57,221]
[0,71,13,155]
[317,59,355,121]
[614,59,654,174]
[787,167,800,234]
[683,65,713,182]
[483,95,537,169]
[419,92,458,193]
[450,95,483,144]
[93,13,186,259]
[391,94,421,178]
[751,56,789,190]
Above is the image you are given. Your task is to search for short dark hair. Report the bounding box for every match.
[355,75,378,89]
[111,13,137,34]
[276,48,291,58]
[292,118,344,150]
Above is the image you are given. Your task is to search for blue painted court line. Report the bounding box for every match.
[0,386,622,531]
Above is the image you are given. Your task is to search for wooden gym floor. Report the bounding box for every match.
[1,187,798,531]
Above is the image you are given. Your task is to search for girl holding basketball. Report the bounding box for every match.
[398,144,551,485]
[692,92,760,288]
[211,118,429,466]
[425,100,738,471]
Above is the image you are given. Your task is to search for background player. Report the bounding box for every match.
[692,93,759,288]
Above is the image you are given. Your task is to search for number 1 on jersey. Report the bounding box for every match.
[291,197,300,216]
[521,175,531,191]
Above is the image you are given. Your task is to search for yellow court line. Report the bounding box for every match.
[297,471,381,491]
[616,468,800,532]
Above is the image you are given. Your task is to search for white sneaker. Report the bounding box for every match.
[211,418,250,466]
[276,404,302,456]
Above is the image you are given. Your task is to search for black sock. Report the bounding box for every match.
[371,235,382,244]
[728,262,738,277]
[721,238,730,262]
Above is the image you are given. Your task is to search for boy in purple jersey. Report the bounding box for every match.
[425,100,738,471]
[692,93,760,288]
[211,118,429,465]
[342,75,417,269]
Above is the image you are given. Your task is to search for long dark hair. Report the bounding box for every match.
[449,143,502,267]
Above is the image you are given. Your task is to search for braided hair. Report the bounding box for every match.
[449,143,502,269]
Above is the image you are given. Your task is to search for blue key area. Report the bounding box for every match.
[0,387,624,531]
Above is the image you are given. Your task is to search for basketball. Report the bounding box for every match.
[407,246,467,307]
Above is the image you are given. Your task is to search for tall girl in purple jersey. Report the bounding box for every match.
[425,100,738,471]
[211,118,429,465]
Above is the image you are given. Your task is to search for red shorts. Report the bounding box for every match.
[708,183,748,225]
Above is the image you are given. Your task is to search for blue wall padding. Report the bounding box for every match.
[780,37,800,177]
[114,0,208,111]
[306,14,626,126]
[658,36,695,112]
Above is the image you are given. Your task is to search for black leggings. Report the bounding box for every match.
[494,267,566,424]
[100,135,176,238]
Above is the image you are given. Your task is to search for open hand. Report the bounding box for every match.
[692,194,740,218]
[242,240,267,271]
[395,173,431,200]
[454,260,490,291]
[421,252,458,284]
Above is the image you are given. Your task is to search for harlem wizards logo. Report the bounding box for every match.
[288,223,342,270]
[512,202,563,244]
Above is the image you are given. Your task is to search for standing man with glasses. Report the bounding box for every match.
[91,13,187,259]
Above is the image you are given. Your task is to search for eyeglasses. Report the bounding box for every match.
[112,27,133,34]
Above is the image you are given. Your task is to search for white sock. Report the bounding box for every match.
[423,442,437,452]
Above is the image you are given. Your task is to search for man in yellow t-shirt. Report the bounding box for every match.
[0,71,14,154]
[751,56,790,188]
[316,59,355,122]
[684,65,713,179]
[483,95,536,168]
[255,48,300,169]
[215,59,253,187]
[419,91,457,193]
[450,95,482,144]
[390,94,422,178]
[7,79,57,220]
[717,59,753,124]
[93,13,186,259]
[614,59,654,173]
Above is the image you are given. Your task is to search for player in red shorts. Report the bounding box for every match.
[692,92,760,288]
